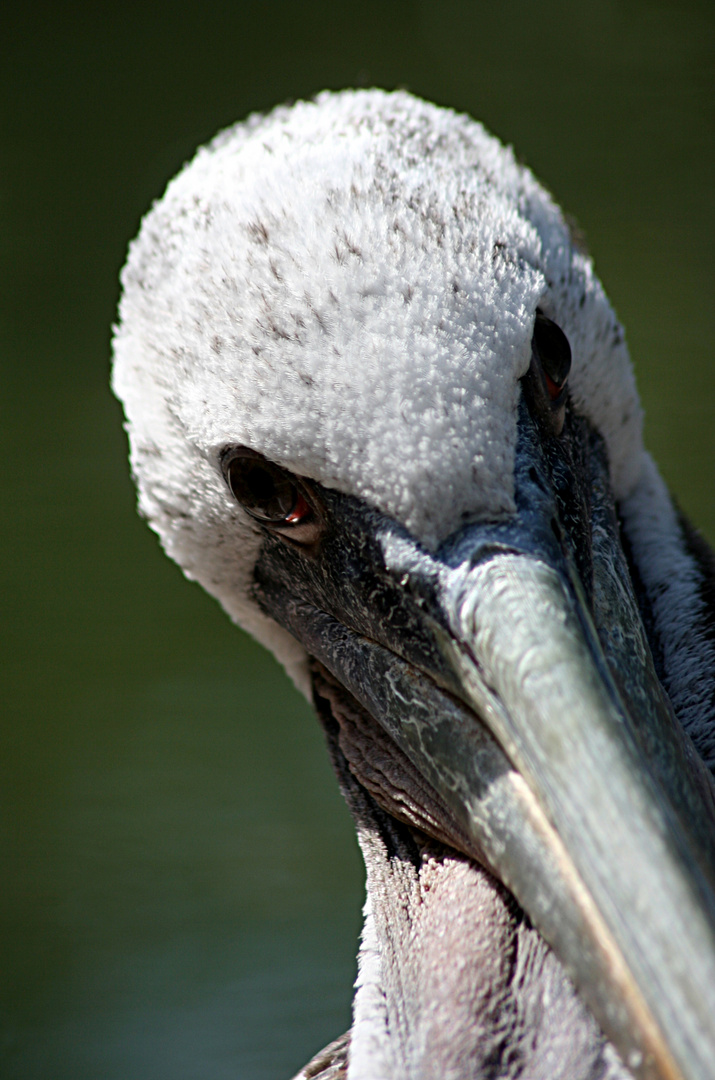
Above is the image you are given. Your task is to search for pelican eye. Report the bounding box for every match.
[532,311,572,400]
[222,449,311,526]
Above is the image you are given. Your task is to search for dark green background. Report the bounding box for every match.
[2,3,713,1077]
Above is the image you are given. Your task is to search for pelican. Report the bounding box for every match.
[112,90,715,1080]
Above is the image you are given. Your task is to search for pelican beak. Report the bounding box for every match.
[255,399,715,1080]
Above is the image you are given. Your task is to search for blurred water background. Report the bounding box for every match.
[2,2,713,1077]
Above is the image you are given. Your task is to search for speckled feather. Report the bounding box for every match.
[113,89,644,692]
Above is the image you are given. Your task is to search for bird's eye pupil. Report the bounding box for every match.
[226,455,298,522]
[532,311,572,390]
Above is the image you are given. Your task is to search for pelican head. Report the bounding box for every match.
[112,90,715,1080]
